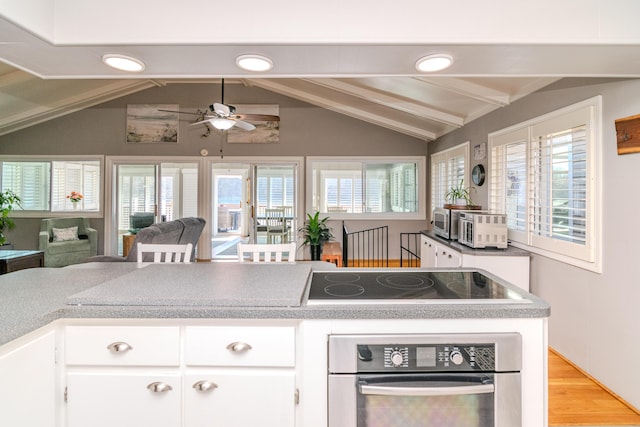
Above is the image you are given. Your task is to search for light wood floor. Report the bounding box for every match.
[549,348,640,426]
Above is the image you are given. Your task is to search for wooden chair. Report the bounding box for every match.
[265,208,288,244]
[136,243,193,264]
[237,242,296,263]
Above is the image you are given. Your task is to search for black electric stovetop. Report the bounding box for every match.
[307,270,525,304]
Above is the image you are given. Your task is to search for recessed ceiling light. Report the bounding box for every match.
[236,54,273,72]
[415,54,453,72]
[102,54,146,72]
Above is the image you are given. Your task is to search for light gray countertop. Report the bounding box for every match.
[0,262,550,347]
[421,230,531,256]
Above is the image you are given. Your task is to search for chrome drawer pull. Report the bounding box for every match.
[193,380,218,393]
[107,342,133,353]
[147,382,173,393]
[226,341,253,353]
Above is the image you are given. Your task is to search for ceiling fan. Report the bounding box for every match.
[161,79,280,132]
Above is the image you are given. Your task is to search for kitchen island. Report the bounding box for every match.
[0,262,550,427]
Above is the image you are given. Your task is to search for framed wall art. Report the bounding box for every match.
[126,104,179,143]
[227,104,280,144]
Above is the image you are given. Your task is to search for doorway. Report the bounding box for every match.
[110,161,199,256]
[211,160,299,260]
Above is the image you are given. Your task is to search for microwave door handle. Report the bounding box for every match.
[359,383,494,397]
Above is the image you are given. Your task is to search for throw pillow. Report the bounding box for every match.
[52,226,79,242]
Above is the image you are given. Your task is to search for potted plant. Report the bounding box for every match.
[298,211,334,260]
[445,179,475,206]
[0,189,22,248]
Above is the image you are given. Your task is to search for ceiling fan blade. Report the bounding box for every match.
[190,119,213,126]
[233,120,256,131]
[234,114,280,122]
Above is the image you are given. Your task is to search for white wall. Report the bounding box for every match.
[430,78,640,410]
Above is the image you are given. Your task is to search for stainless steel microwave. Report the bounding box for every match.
[432,207,467,240]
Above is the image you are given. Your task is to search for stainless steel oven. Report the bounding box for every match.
[328,333,522,427]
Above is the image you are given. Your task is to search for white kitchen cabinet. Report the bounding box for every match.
[435,246,463,267]
[62,323,297,427]
[0,329,56,427]
[420,234,530,291]
[421,236,437,267]
[184,326,296,427]
[64,325,182,427]
[66,372,181,427]
[184,370,295,427]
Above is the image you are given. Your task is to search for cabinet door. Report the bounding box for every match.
[184,370,296,427]
[66,372,181,427]
[0,331,55,427]
[420,236,437,267]
[437,247,462,267]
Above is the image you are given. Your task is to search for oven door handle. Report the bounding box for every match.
[359,383,494,397]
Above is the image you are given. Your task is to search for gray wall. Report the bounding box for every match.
[429,78,640,410]
[0,82,429,257]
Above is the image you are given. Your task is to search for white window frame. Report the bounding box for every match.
[306,156,426,220]
[489,96,602,272]
[0,155,104,218]
[430,141,470,216]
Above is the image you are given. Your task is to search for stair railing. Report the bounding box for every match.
[400,232,421,267]
[342,222,388,267]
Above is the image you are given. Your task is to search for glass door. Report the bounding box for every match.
[113,161,199,256]
[253,164,297,244]
[211,163,251,259]
[211,161,298,260]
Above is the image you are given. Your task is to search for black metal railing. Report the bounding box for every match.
[400,232,421,267]
[342,222,388,267]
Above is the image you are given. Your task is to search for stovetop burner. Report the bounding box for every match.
[307,270,524,304]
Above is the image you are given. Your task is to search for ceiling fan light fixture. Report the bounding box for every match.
[211,118,236,130]
[415,54,453,72]
[236,54,273,72]
[102,54,145,72]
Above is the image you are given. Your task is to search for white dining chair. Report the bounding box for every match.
[237,242,296,263]
[136,243,193,264]
[265,208,289,244]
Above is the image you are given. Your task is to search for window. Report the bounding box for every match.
[430,142,470,214]
[489,96,601,271]
[308,157,425,219]
[0,157,102,214]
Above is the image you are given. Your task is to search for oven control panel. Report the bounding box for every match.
[357,343,495,372]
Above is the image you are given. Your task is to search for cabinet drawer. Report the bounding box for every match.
[185,326,295,367]
[65,326,180,366]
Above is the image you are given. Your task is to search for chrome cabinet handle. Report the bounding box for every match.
[147,382,173,393]
[107,342,133,353]
[193,380,218,393]
[226,341,253,353]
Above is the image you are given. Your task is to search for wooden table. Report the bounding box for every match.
[122,234,136,257]
[0,250,44,274]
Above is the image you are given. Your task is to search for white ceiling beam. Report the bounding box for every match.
[0,80,160,136]
[249,79,437,141]
[414,77,512,106]
[303,78,465,128]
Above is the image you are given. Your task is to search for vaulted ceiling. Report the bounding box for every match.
[1,2,639,140]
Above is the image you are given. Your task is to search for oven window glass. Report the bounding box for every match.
[358,393,494,427]
[356,375,495,427]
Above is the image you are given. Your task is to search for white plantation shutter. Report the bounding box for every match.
[430,142,469,214]
[83,164,100,211]
[489,97,599,266]
[181,168,198,218]
[490,128,528,243]
[1,161,50,210]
